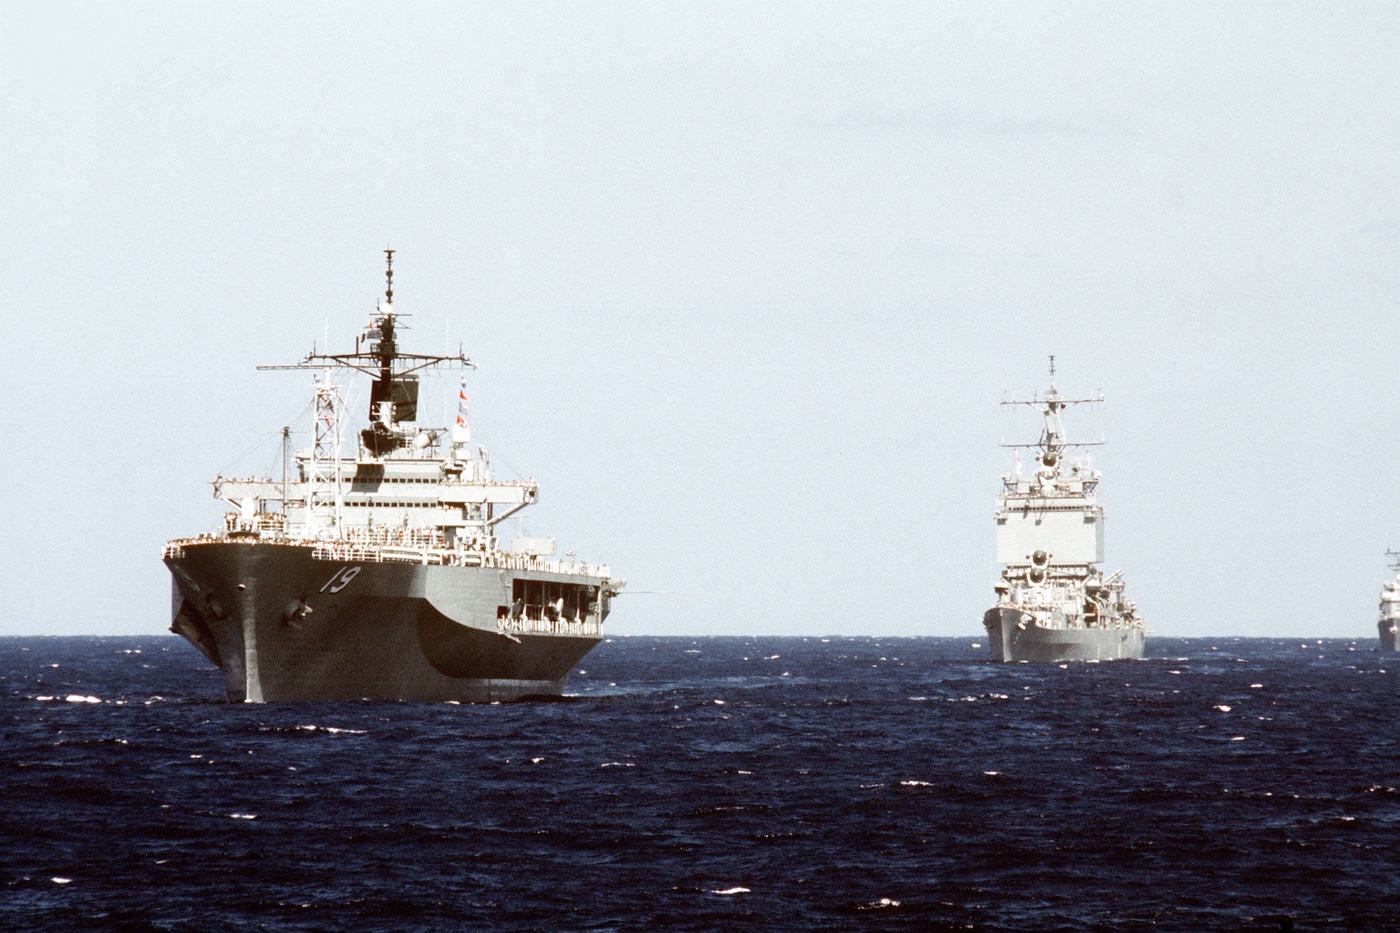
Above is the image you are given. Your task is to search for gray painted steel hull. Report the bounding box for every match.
[1381,620,1398,653]
[983,607,1144,663]
[166,542,602,702]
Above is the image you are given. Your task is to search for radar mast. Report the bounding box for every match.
[1001,355,1104,467]
[259,249,474,456]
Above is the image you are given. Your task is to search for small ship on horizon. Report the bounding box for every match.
[1377,551,1399,652]
[164,252,621,702]
[983,359,1145,662]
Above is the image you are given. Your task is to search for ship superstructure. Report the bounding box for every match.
[983,359,1144,662]
[163,253,621,701]
[1378,551,1400,652]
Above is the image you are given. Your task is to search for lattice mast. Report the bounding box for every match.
[305,371,346,539]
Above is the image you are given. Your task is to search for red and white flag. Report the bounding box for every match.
[452,377,471,444]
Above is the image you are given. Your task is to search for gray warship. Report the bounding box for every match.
[983,359,1144,662]
[164,252,621,702]
[1378,552,1399,652]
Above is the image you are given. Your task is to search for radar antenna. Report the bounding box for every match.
[1000,356,1104,456]
[257,252,475,456]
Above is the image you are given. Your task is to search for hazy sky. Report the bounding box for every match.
[3,2,1398,638]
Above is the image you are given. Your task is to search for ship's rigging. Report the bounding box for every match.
[257,249,474,456]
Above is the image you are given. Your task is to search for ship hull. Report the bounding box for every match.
[165,542,602,702]
[1381,620,1398,652]
[983,607,1144,662]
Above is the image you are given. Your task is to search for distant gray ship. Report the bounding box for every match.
[983,359,1144,662]
[164,252,622,701]
[1378,552,1399,652]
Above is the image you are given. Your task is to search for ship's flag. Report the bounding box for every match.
[1014,451,1022,475]
[452,377,471,444]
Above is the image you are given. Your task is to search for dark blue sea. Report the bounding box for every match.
[3,637,1396,932]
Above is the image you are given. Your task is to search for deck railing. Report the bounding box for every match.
[162,534,609,579]
[309,540,609,576]
[499,616,603,638]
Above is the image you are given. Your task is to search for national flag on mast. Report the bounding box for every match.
[452,377,471,444]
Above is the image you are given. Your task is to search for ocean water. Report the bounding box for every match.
[2,636,1396,932]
